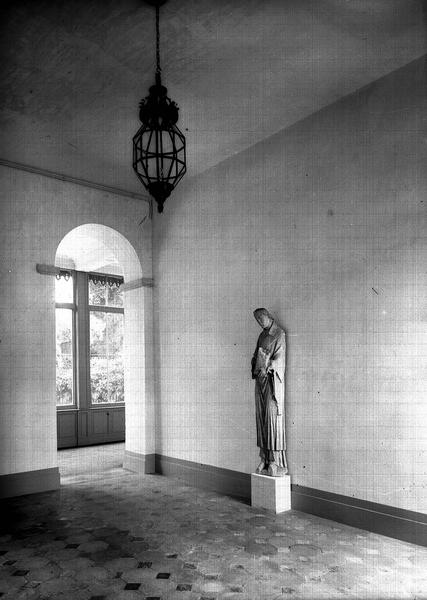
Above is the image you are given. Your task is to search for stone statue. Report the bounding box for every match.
[251,308,288,477]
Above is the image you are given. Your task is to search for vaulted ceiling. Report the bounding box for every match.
[1,0,426,195]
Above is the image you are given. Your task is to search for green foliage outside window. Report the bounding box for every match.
[56,310,73,405]
[90,358,124,403]
[90,311,124,404]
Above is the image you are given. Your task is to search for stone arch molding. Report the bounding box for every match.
[54,224,155,468]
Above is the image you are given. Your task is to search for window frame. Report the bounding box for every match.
[55,269,125,411]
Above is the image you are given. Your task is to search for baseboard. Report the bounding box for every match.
[291,485,427,547]
[152,454,427,546]
[0,468,60,499]
[154,454,251,500]
[3,457,423,546]
[123,450,156,474]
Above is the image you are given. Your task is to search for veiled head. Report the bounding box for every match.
[253,308,273,330]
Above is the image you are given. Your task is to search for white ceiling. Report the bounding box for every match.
[1,0,426,195]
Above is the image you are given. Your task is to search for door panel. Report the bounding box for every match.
[109,409,125,434]
[92,410,108,434]
[57,411,78,449]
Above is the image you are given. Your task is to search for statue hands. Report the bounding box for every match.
[252,358,273,379]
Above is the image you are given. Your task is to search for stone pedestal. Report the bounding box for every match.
[251,473,291,514]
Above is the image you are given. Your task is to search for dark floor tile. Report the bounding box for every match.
[176,584,192,591]
[65,543,80,549]
[156,572,170,579]
[138,561,152,568]
[124,583,141,590]
[13,570,29,576]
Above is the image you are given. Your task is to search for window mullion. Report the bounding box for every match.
[75,271,90,410]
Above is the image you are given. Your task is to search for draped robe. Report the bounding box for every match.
[251,321,286,468]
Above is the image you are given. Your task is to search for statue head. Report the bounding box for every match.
[253,308,274,330]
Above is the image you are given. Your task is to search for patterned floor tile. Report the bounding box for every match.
[0,443,425,600]
[124,582,140,590]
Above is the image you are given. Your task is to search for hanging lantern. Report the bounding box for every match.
[133,0,186,214]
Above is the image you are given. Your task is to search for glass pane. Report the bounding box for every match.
[107,284,123,307]
[55,275,73,303]
[88,280,106,306]
[90,311,124,404]
[89,279,123,307]
[56,308,74,406]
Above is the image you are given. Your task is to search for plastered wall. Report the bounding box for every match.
[0,167,154,476]
[153,57,427,512]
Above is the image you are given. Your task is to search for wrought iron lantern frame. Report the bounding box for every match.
[132,0,186,214]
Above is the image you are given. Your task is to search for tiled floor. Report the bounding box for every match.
[0,444,426,600]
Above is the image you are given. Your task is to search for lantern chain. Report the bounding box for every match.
[156,4,161,77]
